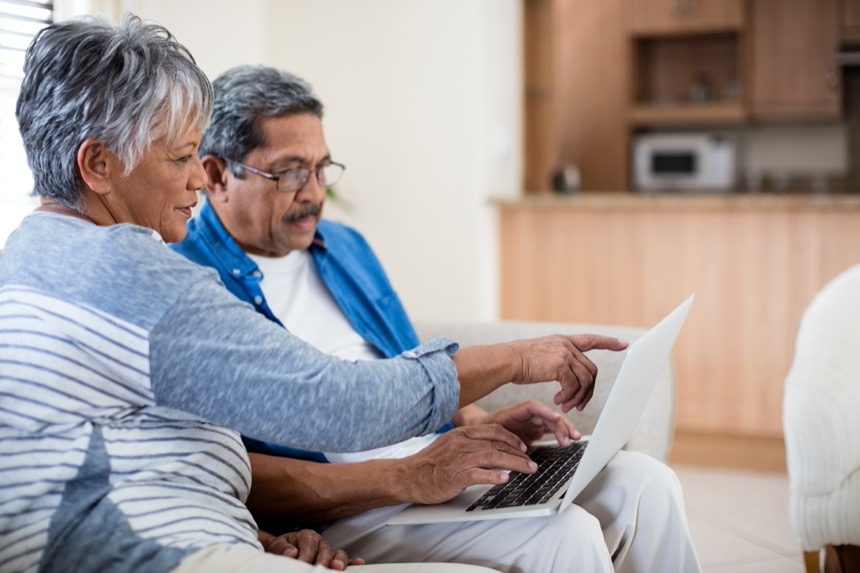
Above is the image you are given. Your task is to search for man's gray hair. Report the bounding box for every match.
[15,12,213,211]
[201,65,323,173]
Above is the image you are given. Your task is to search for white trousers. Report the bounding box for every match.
[172,544,502,572]
[322,451,702,573]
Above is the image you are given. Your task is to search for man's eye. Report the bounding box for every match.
[278,170,305,181]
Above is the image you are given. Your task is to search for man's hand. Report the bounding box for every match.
[507,334,627,413]
[480,400,580,447]
[259,529,364,570]
[400,424,537,505]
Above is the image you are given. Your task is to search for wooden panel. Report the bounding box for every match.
[523,0,558,191]
[630,102,746,126]
[499,201,860,437]
[524,95,557,191]
[748,0,841,121]
[669,431,786,472]
[841,0,860,44]
[630,0,744,36]
[560,0,629,190]
[522,0,629,191]
[524,0,554,92]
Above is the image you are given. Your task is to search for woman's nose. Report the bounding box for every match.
[190,156,208,190]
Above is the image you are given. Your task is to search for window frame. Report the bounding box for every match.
[0,1,54,246]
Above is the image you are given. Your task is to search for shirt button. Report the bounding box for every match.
[253,271,262,278]
[232,269,241,275]
[254,296,263,305]
[403,350,417,358]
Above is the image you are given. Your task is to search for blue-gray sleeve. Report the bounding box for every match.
[148,278,460,452]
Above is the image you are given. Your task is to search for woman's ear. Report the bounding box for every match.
[76,139,115,195]
[202,155,230,203]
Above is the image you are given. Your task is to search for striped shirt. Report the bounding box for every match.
[0,212,459,573]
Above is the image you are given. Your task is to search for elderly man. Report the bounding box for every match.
[171,65,702,573]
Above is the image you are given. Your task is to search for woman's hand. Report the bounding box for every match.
[481,400,580,447]
[259,529,364,570]
[507,334,628,412]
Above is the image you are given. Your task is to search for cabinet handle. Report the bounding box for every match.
[674,0,695,18]
[826,69,840,90]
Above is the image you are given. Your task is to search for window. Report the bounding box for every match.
[1,1,53,78]
[0,1,54,246]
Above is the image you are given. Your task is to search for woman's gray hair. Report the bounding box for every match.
[15,12,213,211]
[201,65,323,176]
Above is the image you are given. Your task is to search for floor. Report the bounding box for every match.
[673,464,806,572]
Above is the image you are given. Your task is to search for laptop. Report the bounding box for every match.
[386,294,694,525]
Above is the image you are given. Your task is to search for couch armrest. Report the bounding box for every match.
[413,319,676,463]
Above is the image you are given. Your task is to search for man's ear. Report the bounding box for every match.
[202,155,230,202]
[76,139,114,195]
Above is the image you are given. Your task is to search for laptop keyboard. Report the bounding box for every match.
[466,440,589,511]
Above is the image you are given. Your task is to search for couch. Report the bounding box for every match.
[784,264,860,573]
[413,320,676,463]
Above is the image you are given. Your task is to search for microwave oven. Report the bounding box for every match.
[632,133,736,192]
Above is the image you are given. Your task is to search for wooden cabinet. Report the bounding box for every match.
[748,0,841,122]
[630,0,744,36]
[522,0,847,193]
[498,194,860,438]
[523,0,629,192]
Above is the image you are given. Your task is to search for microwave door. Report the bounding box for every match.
[640,150,698,191]
[653,152,697,178]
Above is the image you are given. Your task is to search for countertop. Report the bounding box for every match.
[492,191,860,212]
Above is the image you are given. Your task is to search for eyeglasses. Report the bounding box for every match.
[223,158,345,194]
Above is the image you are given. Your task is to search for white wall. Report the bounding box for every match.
[54,0,522,321]
[261,0,522,322]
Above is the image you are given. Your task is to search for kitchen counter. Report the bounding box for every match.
[497,191,860,438]
[493,191,860,212]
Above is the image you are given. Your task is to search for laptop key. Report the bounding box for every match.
[466,442,589,511]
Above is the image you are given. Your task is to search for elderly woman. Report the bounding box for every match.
[0,12,626,573]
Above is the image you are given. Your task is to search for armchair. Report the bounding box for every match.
[784,264,860,573]
[413,319,676,463]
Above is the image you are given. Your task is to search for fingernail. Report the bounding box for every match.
[528,461,537,471]
[520,442,528,452]
[332,559,344,570]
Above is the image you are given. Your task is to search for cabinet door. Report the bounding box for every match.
[523,0,558,191]
[749,0,841,121]
[631,0,744,35]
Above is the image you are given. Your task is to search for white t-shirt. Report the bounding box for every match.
[249,250,438,462]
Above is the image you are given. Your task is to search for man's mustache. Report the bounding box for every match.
[284,204,322,223]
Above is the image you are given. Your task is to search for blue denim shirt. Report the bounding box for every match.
[171,199,451,461]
